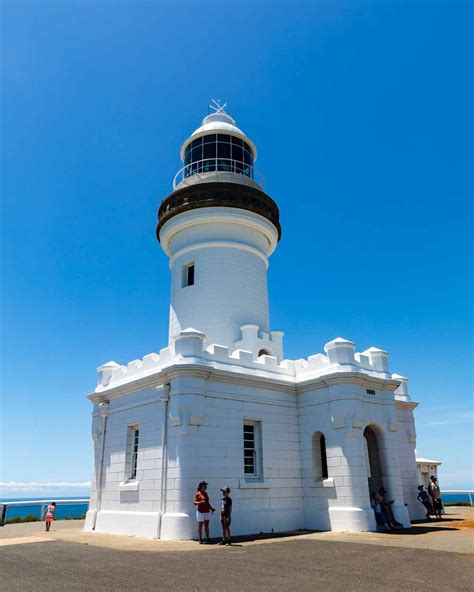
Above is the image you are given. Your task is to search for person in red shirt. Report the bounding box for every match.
[193,481,215,544]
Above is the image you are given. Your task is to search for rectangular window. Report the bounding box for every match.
[243,421,262,477]
[182,263,195,287]
[126,425,139,480]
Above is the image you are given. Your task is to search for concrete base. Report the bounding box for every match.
[84,510,161,539]
[328,507,377,532]
[160,512,194,540]
[393,504,411,528]
[84,510,96,531]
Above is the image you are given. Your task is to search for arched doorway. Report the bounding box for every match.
[363,426,383,496]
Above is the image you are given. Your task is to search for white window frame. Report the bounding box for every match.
[243,420,263,479]
[125,424,140,481]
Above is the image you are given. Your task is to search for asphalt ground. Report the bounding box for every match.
[1,537,473,592]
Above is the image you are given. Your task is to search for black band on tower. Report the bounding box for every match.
[156,182,281,242]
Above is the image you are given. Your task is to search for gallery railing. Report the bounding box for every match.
[173,158,264,190]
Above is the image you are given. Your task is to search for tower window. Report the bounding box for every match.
[312,432,328,480]
[126,424,140,480]
[182,263,195,287]
[243,420,262,478]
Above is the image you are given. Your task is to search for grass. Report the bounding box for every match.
[4,513,86,524]
[5,514,39,524]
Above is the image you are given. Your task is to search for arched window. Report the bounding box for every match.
[312,432,328,480]
[258,349,270,357]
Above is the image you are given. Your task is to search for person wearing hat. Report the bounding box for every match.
[417,484,434,519]
[427,475,443,519]
[194,481,216,544]
[218,486,232,545]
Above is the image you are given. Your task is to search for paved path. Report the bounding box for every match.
[0,537,472,592]
[0,508,472,591]
[1,508,472,554]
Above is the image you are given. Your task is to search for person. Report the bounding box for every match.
[417,485,434,519]
[428,475,443,519]
[218,487,232,545]
[370,493,393,531]
[44,502,56,532]
[194,481,215,544]
[379,487,403,527]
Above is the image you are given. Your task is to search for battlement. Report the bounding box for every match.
[96,328,408,396]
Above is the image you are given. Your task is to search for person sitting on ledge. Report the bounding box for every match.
[417,485,434,519]
[379,487,403,528]
[371,493,394,531]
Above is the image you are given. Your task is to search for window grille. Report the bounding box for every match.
[243,421,262,477]
[126,425,139,480]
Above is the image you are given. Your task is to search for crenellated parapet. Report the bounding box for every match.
[232,324,284,361]
[95,328,408,394]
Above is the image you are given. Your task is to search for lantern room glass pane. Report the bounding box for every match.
[203,142,216,159]
[232,136,242,146]
[231,145,243,163]
[217,142,230,159]
[191,146,202,162]
[183,133,255,181]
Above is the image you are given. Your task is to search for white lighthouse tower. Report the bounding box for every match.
[85,103,424,540]
[158,101,283,359]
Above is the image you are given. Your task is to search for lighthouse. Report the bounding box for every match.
[85,103,424,540]
[157,101,283,359]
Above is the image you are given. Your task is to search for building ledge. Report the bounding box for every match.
[239,478,269,489]
[119,480,140,492]
[312,478,335,488]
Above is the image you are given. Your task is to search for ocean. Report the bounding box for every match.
[1,492,472,521]
[1,497,90,521]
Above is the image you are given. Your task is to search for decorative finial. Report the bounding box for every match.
[209,98,227,115]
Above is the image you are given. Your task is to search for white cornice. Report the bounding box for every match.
[169,240,269,269]
[88,361,402,404]
[395,400,418,411]
[159,208,279,257]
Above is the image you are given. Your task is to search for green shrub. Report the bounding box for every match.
[5,514,39,524]
[64,514,86,520]
[444,501,472,507]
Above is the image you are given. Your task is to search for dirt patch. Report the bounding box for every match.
[457,520,474,529]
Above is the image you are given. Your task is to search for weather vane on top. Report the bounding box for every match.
[209,98,227,114]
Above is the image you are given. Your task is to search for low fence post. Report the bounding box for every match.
[0,504,7,527]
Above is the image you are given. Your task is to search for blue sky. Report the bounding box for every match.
[1,1,472,498]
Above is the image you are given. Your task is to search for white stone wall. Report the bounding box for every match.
[86,366,420,538]
[87,332,423,539]
[159,207,278,351]
[395,405,425,520]
[85,388,165,537]
[161,375,304,539]
[169,246,270,349]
